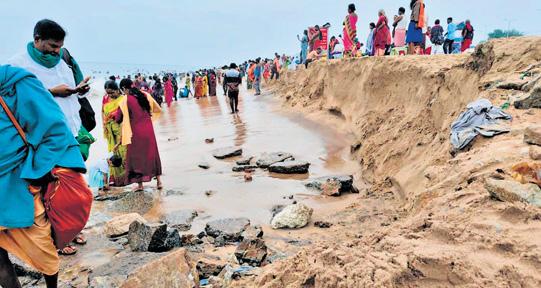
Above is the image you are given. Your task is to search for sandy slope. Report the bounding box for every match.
[235,37,541,287]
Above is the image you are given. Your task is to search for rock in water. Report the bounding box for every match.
[212,147,242,159]
[162,210,198,231]
[485,178,541,207]
[232,165,258,172]
[271,203,313,229]
[305,175,358,196]
[268,161,310,174]
[104,213,147,237]
[256,152,294,168]
[198,162,210,169]
[89,249,198,288]
[205,218,250,242]
[236,156,254,166]
[524,126,541,146]
[234,238,268,267]
[128,222,169,252]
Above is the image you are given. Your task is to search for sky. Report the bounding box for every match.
[1,0,540,71]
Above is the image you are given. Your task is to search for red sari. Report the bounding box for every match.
[164,79,174,107]
[194,76,203,98]
[209,74,217,96]
[374,15,391,50]
[124,95,162,184]
[343,13,358,53]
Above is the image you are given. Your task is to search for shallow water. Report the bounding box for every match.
[87,79,360,232]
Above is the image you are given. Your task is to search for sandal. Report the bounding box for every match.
[73,233,87,245]
[58,245,77,256]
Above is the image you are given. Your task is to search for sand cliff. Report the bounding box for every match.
[236,37,541,287]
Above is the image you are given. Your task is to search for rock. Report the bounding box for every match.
[162,210,198,231]
[198,162,211,169]
[127,221,169,252]
[196,260,225,279]
[108,190,155,215]
[205,138,214,144]
[256,152,294,168]
[270,205,285,218]
[104,213,147,237]
[235,238,268,267]
[94,190,130,201]
[164,228,182,249]
[530,146,541,160]
[268,161,310,174]
[485,178,541,207]
[496,79,528,90]
[524,126,541,146]
[314,221,333,228]
[89,249,198,288]
[305,175,358,196]
[212,146,242,159]
[270,203,313,229]
[232,165,258,172]
[165,189,185,197]
[205,218,250,242]
[240,225,263,240]
[180,234,204,246]
[236,156,254,165]
[515,86,541,109]
[204,190,215,197]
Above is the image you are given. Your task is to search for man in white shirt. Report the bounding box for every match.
[8,19,90,137]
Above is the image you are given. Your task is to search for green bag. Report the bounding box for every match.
[76,126,96,161]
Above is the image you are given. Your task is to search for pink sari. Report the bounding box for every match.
[343,13,358,53]
[164,79,173,107]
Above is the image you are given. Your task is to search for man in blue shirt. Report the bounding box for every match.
[444,17,457,54]
[254,58,262,96]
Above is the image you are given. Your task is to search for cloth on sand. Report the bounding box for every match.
[0,188,59,276]
[450,98,512,150]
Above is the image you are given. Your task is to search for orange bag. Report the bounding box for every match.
[417,0,425,29]
[44,168,93,249]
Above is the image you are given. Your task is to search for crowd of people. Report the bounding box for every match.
[298,1,475,67]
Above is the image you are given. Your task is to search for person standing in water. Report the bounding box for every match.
[118,79,163,192]
[254,58,262,96]
[224,63,242,114]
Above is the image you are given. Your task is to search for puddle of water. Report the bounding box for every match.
[86,79,361,232]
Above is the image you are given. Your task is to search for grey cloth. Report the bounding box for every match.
[450,99,512,150]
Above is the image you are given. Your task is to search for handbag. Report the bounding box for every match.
[0,94,93,249]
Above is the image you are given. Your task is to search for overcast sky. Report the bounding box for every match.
[1,0,539,71]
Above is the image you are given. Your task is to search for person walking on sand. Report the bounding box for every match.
[342,3,358,57]
[374,10,391,56]
[7,18,91,256]
[406,0,425,55]
[461,20,474,53]
[444,17,456,54]
[393,7,407,48]
[224,63,242,114]
[0,64,87,288]
[118,79,163,192]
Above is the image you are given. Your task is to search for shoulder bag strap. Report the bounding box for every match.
[0,95,28,146]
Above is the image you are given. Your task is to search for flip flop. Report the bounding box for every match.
[58,245,77,256]
[73,234,87,245]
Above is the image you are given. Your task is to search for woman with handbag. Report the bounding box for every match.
[0,65,91,288]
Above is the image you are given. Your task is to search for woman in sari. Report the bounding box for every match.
[119,79,163,191]
[209,72,217,96]
[202,73,209,96]
[163,76,174,107]
[151,76,163,106]
[195,74,203,99]
[102,80,128,187]
[374,9,391,56]
[342,3,358,57]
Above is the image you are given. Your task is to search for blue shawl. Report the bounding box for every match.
[0,65,85,228]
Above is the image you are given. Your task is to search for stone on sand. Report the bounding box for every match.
[529,145,541,160]
[305,175,358,196]
[234,238,268,267]
[256,152,294,168]
[162,209,198,231]
[205,218,251,242]
[524,125,541,146]
[485,178,541,207]
[271,203,313,229]
[128,221,175,252]
[104,213,147,237]
[236,156,254,165]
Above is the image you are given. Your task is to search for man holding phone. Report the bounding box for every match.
[8,19,91,137]
[7,19,91,256]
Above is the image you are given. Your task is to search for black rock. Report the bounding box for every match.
[268,161,310,174]
[236,156,254,166]
[314,221,333,228]
[515,87,541,109]
[205,218,250,242]
[212,147,243,159]
[232,165,258,172]
[162,228,182,250]
[181,234,204,246]
[305,175,358,196]
[235,238,268,267]
[256,152,294,168]
[127,221,169,252]
[198,162,211,169]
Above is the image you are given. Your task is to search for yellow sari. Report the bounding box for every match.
[103,95,128,186]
